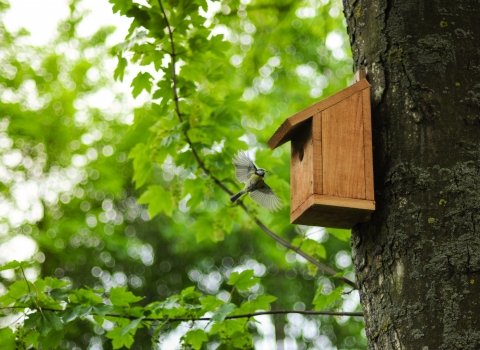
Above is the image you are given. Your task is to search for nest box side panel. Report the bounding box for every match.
[312,113,323,195]
[290,119,314,212]
[362,88,375,201]
[322,91,366,199]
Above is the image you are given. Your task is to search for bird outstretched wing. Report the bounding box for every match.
[232,151,257,183]
[249,183,283,212]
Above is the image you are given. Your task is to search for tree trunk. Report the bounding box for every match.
[343,0,480,348]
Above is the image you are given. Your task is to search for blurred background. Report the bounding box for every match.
[0,0,366,348]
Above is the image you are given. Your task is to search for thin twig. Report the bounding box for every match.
[20,267,44,313]
[156,0,356,289]
[2,306,363,321]
[239,202,356,288]
[4,313,25,328]
[160,309,364,322]
[20,267,31,294]
[157,0,182,122]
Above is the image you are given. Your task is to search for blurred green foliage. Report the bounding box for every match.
[0,0,366,348]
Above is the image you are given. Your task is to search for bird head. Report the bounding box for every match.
[256,168,267,177]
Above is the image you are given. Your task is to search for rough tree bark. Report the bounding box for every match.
[343,0,480,349]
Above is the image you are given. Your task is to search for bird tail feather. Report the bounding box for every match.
[230,190,245,203]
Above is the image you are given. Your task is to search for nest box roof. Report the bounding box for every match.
[268,78,370,150]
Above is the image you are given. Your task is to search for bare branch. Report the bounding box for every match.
[156,0,356,289]
[156,309,364,322]
[238,202,356,288]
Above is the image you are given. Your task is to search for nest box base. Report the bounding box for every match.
[291,195,375,229]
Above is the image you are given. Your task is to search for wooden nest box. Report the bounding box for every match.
[268,71,375,229]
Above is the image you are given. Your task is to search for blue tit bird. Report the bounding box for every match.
[230,151,283,212]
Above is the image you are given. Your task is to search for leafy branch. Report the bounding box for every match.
[156,0,356,289]
[2,306,363,321]
[0,264,360,349]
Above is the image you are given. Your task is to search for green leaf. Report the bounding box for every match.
[180,286,199,299]
[70,288,103,305]
[108,0,133,15]
[126,5,150,24]
[44,277,70,289]
[24,311,63,336]
[188,29,209,52]
[193,216,215,243]
[128,143,152,188]
[106,326,135,349]
[152,79,173,103]
[182,178,204,210]
[110,286,143,307]
[216,206,234,235]
[73,305,93,318]
[241,294,277,313]
[137,185,173,218]
[210,318,247,337]
[200,295,223,312]
[301,239,327,259]
[227,270,259,291]
[93,314,105,326]
[312,285,343,311]
[23,330,39,348]
[60,307,78,323]
[114,55,127,81]
[93,303,114,316]
[180,63,204,83]
[131,72,153,98]
[4,279,30,298]
[210,303,235,324]
[160,133,179,148]
[0,328,15,350]
[37,329,64,349]
[0,260,34,271]
[184,329,208,350]
[328,228,351,242]
[140,48,165,70]
[194,0,208,11]
[146,12,166,40]
[204,60,225,82]
[121,317,144,337]
[232,332,253,349]
[44,311,64,331]
[175,120,190,132]
[209,34,230,57]
[49,288,69,302]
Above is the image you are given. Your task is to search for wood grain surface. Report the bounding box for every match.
[321,91,365,200]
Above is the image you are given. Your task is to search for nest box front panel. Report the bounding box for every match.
[290,119,313,211]
[322,92,366,200]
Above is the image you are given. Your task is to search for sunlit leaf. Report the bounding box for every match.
[209,303,236,324]
[183,329,208,350]
[137,185,173,218]
[114,54,127,81]
[0,260,35,271]
[0,328,15,350]
[131,72,153,98]
[312,285,343,311]
[129,143,152,188]
[227,270,259,291]
[328,228,351,242]
[109,286,143,307]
